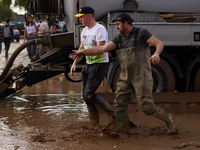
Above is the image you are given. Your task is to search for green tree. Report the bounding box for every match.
[13,0,27,10]
[0,0,27,9]
[1,0,12,8]
[0,3,13,22]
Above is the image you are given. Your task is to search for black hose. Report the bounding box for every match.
[0,39,36,81]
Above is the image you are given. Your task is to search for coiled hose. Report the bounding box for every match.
[0,39,39,82]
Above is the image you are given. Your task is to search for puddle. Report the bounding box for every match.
[0,93,89,149]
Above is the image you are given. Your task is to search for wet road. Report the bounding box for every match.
[0,40,111,149]
[0,39,30,73]
[1,41,200,150]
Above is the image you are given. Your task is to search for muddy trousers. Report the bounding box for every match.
[114,82,173,131]
[114,47,173,131]
[82,63,114,125]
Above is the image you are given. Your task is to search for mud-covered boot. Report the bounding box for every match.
[115,110,129,131]
[151,105,178,135]
[165,114,178,135]
[94,95,115,126]
[87,103,99,126]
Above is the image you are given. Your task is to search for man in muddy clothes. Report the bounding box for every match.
[70,6,115,126]
[71,13,178,134]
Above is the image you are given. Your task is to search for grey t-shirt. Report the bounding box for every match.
[112,27,152,49]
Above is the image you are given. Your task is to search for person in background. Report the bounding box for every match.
[23,15,39,60]
[71,13,178,135]
[70,6,115,126]
[0,24,3,54]
[50,20,60,32]
[38,15,49,56]
[39,15,49,33]
[2,19,13,57]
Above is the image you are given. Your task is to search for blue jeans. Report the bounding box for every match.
[27,35,38,58]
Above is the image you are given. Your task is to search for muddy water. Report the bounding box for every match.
[1,41,200,150]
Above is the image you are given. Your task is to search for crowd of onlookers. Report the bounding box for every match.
[0,15,67,60]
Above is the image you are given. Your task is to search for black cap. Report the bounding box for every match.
[112,13,133,24]
[75,6,95,18]
[6,19,10,23]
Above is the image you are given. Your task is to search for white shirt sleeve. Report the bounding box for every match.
[96,26,108,43]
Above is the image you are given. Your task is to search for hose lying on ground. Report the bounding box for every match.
[0,39,39,82]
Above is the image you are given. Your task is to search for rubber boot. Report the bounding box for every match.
[152,106,178,135]
[87,103,99,126]
[115,110,129,131]
[94,95,115,125]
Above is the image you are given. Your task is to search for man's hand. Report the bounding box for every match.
[150,53,160,64]
[69,50,84,60]
[70,63,76,76]
[69,52,77,59]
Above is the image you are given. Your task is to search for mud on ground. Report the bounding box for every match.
[17,112,200,150]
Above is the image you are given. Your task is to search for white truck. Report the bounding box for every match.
[1,0,200,100]
[29,0,200,92]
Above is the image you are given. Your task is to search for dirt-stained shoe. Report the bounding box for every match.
[166,114,178,135]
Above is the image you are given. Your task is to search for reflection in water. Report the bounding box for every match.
[0,93,88,149]
[0,94,88,129]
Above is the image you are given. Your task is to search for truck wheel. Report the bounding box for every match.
[111,58,175,92]
[193,68,200,92]
[151,58,175,92]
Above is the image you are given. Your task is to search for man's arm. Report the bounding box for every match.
[76,41,117,56]
[147,36,164,64]
[70,42,84,76]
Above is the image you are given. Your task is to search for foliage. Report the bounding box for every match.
[0,4,13,22]
[1,0,12,8]
[13,0,27,10]
[0,0,27,9]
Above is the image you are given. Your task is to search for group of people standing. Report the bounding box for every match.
[23,15,49,60]
[0,15,64,60]
[23,15,65,60]
[0,19,13,57]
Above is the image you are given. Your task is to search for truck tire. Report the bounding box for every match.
[193,68,200,92]
[151,58,175,92]
[111,58,175,92]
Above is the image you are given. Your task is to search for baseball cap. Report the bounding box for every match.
[6,19,10,23]
[75,6,95,18]
[112,13,133,24]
